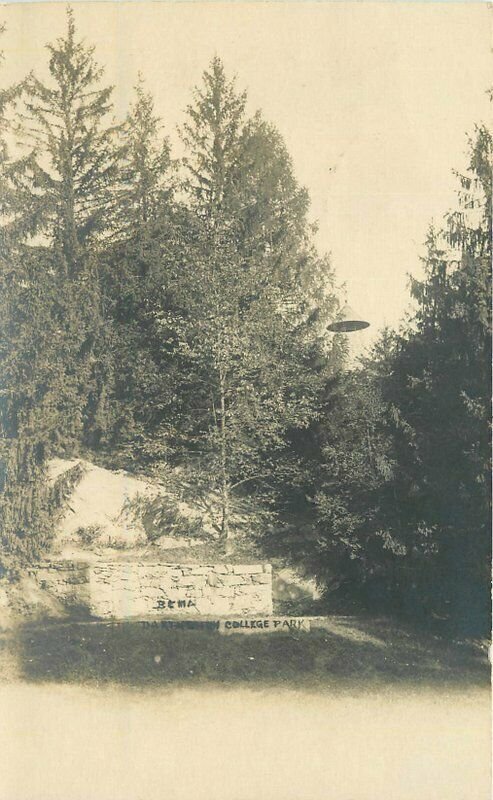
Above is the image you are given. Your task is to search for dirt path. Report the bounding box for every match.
[0,682,490,800]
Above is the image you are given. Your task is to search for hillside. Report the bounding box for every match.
[49,458,215,561]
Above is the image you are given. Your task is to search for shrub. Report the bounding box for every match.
[74,525,104,547]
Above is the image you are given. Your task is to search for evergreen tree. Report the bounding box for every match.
[18,7,120,260]
[308,124,491,632]
[0,9,125,565]
[100,78,178,458]
[0,32,58,562]
[181,56,246,223]
[15,7,123,450]
[385,124,492,629]
[112,76,174,244]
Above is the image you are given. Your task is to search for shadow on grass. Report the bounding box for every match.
[10,617,490,690]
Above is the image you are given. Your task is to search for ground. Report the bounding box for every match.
[0,615,489,688]
[0,614,490,799]
[0,682,489,800]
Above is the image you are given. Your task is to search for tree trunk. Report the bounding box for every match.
[218,366,233,554]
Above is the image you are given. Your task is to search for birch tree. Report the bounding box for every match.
[163,57,339,550]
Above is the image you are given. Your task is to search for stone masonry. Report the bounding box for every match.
[89,562,273,618]
[29,561,273,619]
[28,561,90,607]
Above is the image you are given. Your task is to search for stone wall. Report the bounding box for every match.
[89,562,273,618]
[30,561,273,619]
[28,561,90,607]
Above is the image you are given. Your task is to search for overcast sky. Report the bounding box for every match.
[1,1,491,349]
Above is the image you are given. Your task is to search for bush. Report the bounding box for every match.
[74,525,104,547]
[124,493,205,543]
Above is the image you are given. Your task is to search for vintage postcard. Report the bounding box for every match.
[0,2,491,799]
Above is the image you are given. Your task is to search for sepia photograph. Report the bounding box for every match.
[0,2,491,798]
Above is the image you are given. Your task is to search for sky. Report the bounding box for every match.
[0,1,491,350]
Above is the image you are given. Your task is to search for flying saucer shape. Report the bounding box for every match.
[327,305,370,333]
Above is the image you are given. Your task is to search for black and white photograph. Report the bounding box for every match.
[0,2,491,798]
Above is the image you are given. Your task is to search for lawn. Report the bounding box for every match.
[1,615,488,689]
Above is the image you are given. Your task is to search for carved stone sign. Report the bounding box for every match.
[219,617,310,634]
[139,619,220,631]
[137,617,311,633]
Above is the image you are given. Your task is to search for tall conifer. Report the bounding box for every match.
[16,8,122,449]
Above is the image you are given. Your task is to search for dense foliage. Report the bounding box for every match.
[307,126,492,633]
[0,11,490,633]
[0,13,342,562]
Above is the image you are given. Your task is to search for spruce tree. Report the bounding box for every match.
[112,76,173,243]
[308,124,492,632]
[19,7,120,261]
[387,124,492,629]
[0,9,125,566]
[100,78,178,459]
[16,7,122,450]
[0,32,57,563]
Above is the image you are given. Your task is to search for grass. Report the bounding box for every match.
[2,614,488,689]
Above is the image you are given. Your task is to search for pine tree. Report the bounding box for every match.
[0,9,129,566]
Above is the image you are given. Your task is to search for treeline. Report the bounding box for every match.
[0,10,344,560]
[0,11,490,633]
[291,126,491,633]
